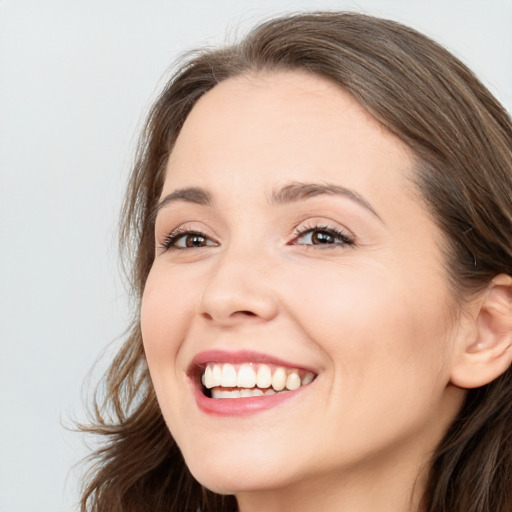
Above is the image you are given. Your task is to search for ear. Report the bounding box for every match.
[450,274,512,389]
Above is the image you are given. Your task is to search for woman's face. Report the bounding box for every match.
[141,71,467,497]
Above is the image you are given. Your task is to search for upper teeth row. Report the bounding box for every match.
[201,363,315,392]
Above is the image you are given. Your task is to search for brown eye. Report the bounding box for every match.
[163,230,217,250]
[185,234,208,247]
[294,226,354,247]
[311,231,335,244]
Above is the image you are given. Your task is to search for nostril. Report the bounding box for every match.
[202,310,256,321]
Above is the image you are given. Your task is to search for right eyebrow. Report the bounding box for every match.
[154,187,213,218]
[270,181,384,223]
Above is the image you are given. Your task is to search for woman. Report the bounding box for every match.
[80,12,512,512]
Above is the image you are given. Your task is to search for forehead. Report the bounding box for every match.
[164,71,416,201]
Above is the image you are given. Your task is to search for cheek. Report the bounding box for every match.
[140,265,197,379]
[280,265,457,463]
[285,261,453,394]
[142,262,190,334]
[140,265,202,439]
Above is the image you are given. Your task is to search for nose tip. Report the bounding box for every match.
[198,258,279,326]
[200,291,278,326]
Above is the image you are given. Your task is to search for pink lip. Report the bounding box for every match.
[191,379,306,416]
[189,349,315,371]
[188,349,316,417]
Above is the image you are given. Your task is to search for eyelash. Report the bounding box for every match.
[159,223,355,252]
[160,227,217,251]
[291,223,355,248]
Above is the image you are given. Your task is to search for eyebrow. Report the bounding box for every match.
[270,182,383,222]
[155,187,213,216]
[155,181,382,222]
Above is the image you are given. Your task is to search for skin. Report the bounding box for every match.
[141,71,472,512]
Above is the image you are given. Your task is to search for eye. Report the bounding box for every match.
[161,229,218,250]
[292,224,354,247]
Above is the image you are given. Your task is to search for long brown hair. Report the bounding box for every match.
[79,12,512,512]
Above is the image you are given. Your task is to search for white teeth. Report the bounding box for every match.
[202,365,212,388]
[201,362,316,396]
[213,388,265,399]
[256,365,272,388]
[237,364,256,388]
[212,389,241,399]
[240,388,264,398]
[302,372,314,386]
[221,363,237,387]
[272,367,286,391]
[285,371,301,391]
[212,364,222,387]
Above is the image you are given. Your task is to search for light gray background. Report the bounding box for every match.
[1,1,511,511]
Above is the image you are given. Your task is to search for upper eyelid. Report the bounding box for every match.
[157,221,216,239]
[157,221,350,236]
[293,219,355,238]
[291,223,355,245]
[156,218,356,247]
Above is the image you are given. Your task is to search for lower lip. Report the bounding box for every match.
[192,382,306,416]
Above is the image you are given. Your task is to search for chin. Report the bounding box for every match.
[181,442,300,495]
[189,465,280,495]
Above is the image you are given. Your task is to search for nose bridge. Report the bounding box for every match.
[198,237,278,324]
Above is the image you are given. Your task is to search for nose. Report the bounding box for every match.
[198,248,279,326]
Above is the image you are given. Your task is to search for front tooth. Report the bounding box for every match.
[286,371,301,390]
[237,364,256,388]
[221,363,237,387]
[203,365,213,389]
[256,364,272,388]
[212,364,222,387]
[272,367,286,391]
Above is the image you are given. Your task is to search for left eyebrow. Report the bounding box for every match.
[270,182,383,223]
[154,187,213,218]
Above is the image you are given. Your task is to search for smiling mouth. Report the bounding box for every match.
[199,362,316,399]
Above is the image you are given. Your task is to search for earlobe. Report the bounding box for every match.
[450,274,512,389]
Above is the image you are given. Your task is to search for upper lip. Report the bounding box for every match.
[188,349,318,374]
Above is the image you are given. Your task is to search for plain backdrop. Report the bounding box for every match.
[1,1,511,511]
